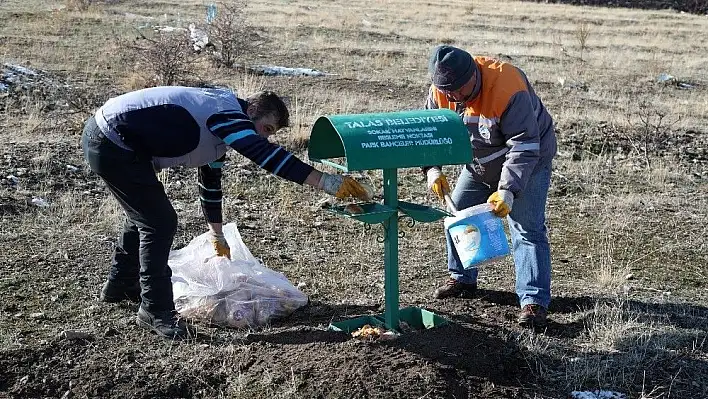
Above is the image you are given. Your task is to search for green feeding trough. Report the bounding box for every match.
[308,109,473,334]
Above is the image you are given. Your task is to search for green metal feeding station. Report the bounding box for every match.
[307,109,473,334]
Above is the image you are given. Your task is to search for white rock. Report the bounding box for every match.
[31,197,50,207]
[571,390,627,399]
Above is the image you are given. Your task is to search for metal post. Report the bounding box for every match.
[382,168,399,330]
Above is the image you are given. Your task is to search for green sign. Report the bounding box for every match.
[308,109,472,171]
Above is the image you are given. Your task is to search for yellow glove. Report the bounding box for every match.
[319,173,371,201]
[209,231,231,258]
[487,190,514,217]
[426,167,450,200]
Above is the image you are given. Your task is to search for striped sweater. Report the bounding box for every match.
[94,86,313,223]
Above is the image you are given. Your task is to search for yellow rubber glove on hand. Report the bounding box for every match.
[209,231,231,258]
[319,173,371,201]
[487,190,514,217]
[426,167,450,200]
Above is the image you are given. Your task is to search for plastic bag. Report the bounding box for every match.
[169,223,308,328]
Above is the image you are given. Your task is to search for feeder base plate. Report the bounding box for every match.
[328,307,448,334]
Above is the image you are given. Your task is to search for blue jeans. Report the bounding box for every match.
[446,162,552,308]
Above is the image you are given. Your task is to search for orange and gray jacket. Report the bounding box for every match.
[426,57,557,195]
[95,86,313,223]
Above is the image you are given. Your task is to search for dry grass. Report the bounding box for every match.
[1,0,707,397]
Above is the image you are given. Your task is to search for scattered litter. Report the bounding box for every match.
[153,25,186,33]
[657,73,675,83]
[29,312,45,319]
[557,77,588,90]
[297,282,307,289]
[206,3,217,23]
[624,273,634,280]
[124,12,155,21]
[66,164,79,173]
[31,197,49,207]
[351,324,398,341]
[251,65,335,77]
[6,175,19,185]
[59,330,93,340]
[657,73,697,89]
[571,391,627,399]
[188,23,210,51]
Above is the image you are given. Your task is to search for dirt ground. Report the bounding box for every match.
[1,0,707,398]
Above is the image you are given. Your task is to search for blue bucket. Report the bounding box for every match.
[444,204,510,269]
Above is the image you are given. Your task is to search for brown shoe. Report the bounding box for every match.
[518,304,548,328]
[433,278,477,299]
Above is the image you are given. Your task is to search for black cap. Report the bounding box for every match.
[428,45,474,91]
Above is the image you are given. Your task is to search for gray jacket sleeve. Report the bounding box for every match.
[498,91,542,195]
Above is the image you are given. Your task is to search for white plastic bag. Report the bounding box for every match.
[169,223,308,328]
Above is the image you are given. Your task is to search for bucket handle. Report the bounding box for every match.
[443,193,458,214]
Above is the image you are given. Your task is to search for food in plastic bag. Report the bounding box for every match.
[169,223,308,328]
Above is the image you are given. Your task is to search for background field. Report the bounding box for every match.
[1,0,707,398]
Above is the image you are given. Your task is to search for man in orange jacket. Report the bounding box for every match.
[424,45,557,328]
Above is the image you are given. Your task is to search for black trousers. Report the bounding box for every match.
[82,116,177,312]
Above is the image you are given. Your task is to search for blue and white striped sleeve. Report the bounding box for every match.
[198,155,225,223]
[207,111,314,184]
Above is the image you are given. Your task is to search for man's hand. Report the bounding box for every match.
[318,173,371,201]
[426,167,450,200]
[487,190,514,217]
[209,231,231,258]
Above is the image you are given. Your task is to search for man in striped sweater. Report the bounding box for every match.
[82,86,369,340]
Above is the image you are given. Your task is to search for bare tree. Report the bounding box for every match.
[119,29,202,87]
[206,1,257,67]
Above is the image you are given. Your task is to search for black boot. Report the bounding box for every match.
[136,306,193,340]
[99,279,141,303]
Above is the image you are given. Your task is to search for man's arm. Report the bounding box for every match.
[207,111,370,201]
[498,90,541,196]
[198,155,225,224]
[422,85,448,198]
[207,111,314,184]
